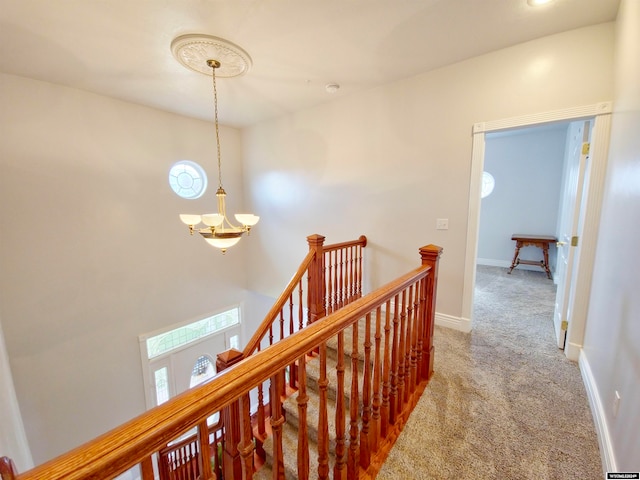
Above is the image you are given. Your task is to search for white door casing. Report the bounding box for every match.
[463,102,612,360]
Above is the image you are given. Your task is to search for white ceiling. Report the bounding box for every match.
[0,0,620,127]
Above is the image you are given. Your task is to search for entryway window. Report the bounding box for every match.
[139,306,241,409]
[145,308,239,360]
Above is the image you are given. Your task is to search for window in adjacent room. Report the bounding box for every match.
[481,171,495,198]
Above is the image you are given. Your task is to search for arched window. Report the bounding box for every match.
[189,355,215,388]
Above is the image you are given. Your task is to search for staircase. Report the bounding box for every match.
[0,237,442,480]
[257,317,373,479]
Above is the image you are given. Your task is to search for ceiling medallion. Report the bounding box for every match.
[170,34,252,78]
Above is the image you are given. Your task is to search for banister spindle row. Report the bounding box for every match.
[2,240,442,480]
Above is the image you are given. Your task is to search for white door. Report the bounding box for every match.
[145,326,240,407]
[171,334,226,394]
[553,120,591,349]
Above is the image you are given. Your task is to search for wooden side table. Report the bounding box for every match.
[507,234,557,279]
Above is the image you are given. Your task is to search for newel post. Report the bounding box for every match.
[216,348,245,480]
[0,456,18,480]
[419,244,443,381]
[307,234,326,324]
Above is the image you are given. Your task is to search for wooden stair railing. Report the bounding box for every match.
[0,241,441,480]
[157,234,367,480]
[238,235,367,448]
[157,417,224,480]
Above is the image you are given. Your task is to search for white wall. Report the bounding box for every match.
[582,0,640,471]
[0,315,33,472]
[243,23,615,322]
[478,126,567,270]
[0,74,250,464]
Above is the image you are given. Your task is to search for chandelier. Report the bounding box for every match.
[172,35,259,253]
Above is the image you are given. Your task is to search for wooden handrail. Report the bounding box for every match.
[243,234,367,357]
[242,250,315,357]
[322,234,367,253]
[10,258,434,480]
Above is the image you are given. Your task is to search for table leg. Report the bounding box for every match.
[542,244,552,279]
[508,241,522,274]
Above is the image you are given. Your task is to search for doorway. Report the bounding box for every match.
[475,120,592,350]
[461,102,612,360]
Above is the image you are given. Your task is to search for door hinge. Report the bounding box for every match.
[561,320,569,331]
[582,142,590,155]
[571,236,579,247]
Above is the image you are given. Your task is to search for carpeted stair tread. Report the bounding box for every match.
[281,385,351,450]
[259,416,338,480]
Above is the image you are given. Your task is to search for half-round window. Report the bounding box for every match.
[190,355,215,388]
[481,171,495,198]
[169,160,207,199]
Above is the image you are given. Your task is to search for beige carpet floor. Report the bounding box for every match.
[376,265,602,480]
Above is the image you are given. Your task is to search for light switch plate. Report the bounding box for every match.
[436,218,449,230]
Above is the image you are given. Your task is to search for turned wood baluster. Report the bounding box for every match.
[279,310,285,341]
[299,278,305,330]
[270,371,286,480]
[326,251,333,313]
[381,301,392,437]
[192,443,199,479]
[238,393,254,480]
[371,305,382,453]
[216,349,245,480]
[348,322,360,479]
[0,457,18,480]
[296,355,310,480]
[334,249,340,309]
[198,419,214,480]
[348,246,354,303]
[288,292,297,388]
[339,249,345,309]
[410,281,421,397]
[389,294,400,425]
[360,313,372,469]
[182,449,189,480]
[419,245,443,380]
[279,310,287,396]
[413,278,424,392]
[404,285,414,405]
[317,342,330,480]
[256,344,266,438]
[357,240,364,297]
[397,289,408,414]
[140,456,154,480]
[334,331,347,480]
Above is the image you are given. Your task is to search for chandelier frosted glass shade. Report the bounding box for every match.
[179,187,259,253]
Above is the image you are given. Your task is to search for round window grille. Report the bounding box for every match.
[169,160,207,199]
[481,171,495,198]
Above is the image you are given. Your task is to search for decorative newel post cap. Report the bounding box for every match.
[419,244,443,262]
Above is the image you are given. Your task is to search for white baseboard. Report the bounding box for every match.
[477,258,512,268]
[579,350,615,474]
[477,257,553,274]
[435,312,472,333]
[565,341,581,362]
